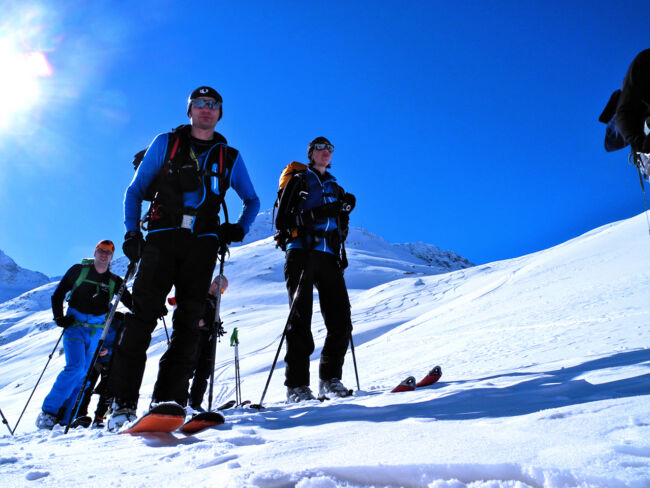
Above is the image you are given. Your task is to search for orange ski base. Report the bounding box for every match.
[179,417,225,434]
[120,414,185,434]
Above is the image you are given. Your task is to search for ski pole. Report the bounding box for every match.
[161,316,171,345]
[1,407,13,435]
[12,327,64,434]
[230,328,241,405]
[254,269,306,409]
[207,249,227,412]
[630,150,650,238]
[349,334,361,391]
[64,262,137,434]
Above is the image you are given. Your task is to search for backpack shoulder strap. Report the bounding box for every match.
[67,259,93,302]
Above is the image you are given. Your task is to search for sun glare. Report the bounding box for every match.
[0,39,52,130]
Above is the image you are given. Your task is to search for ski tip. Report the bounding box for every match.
[415,366,442,388]
[391,376,416,393]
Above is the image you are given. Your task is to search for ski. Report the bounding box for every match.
[391,365,442,393]
[416,365,442,387]
[216,400,236,410]
[120,402,185,435]
[391,376,416,392]
[178,411,225,434]
[249,366,443,409]
[217,399,251,411]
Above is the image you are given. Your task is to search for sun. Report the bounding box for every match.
[0,38,52,130]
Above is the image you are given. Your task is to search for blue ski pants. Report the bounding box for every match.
[41,313,104,425]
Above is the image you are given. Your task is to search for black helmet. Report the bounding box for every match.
[187,86,223,120]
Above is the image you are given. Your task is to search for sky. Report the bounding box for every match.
[1,0,649,277]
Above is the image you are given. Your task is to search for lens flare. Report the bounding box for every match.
[0,14,53,131]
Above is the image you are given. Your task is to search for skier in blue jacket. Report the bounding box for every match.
[105,86,259,430]
[275,137,356,402]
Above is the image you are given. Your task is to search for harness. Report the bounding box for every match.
[67,259,117,305]
[275,167,349,267]
[141,125,236,235]
[66,259,117,335]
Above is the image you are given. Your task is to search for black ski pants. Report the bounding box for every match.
[188,329,215,408]
[77,363,111,419]
[283,249,352,388]
[106,230,218,406]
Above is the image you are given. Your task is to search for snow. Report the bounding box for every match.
[0,213,649,487]
[0,249,50,304]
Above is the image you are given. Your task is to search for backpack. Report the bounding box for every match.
[272,162,350,268]
[273,162,309,250]
[132,125,234,231]
[131,127,183,202]
[66,258,117,304]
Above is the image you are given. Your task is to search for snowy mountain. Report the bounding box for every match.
[237,209,473,291]
[0,249,50,304]
[0,213,649,487]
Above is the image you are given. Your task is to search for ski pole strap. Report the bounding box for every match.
[230,327,239,346]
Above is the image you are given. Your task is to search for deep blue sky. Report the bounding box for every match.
[1,0,648,277]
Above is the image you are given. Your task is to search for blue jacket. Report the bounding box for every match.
[124,131,260,235]
[286,168,341,254]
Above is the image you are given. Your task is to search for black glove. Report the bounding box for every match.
[217,223,244,244]
[341,193,356,213]
[313,202,341,219]
[123,230,145,263]
[55,316,75,328]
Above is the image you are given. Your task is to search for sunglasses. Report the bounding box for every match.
[192,98,221,110]
[96,248,113,255]
[312,143,334,152]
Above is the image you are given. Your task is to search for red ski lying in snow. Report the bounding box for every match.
[391,366,442,393]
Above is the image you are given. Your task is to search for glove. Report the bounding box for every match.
[55,316,75,328]
[217,223,244,244]
[313,202,341,219]
[341,193,356,213]
[297,203,339,227]
[123,230,145,263]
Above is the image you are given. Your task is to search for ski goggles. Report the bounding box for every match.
[191,98,222,110]
[312,143,334,152]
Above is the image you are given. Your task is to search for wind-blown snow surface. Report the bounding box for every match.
[1,214,649,487]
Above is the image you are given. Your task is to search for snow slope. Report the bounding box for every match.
[0,213,649,487]
[0,250,50,304]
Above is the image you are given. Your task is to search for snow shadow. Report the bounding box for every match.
[251,348,650,428]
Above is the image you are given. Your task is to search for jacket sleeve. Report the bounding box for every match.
[51,265,80,319]
[615,49,650,152]
[124,133,169,232]
[229,152,260,234]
